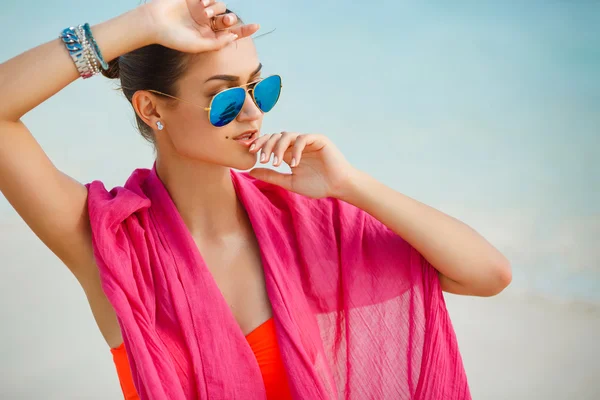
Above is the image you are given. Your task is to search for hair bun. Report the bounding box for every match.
[101,58,120,79]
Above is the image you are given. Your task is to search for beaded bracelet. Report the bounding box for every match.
[76,25,101,76]
[59,24,108,79]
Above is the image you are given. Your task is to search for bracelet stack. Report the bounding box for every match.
[59,23,108,79]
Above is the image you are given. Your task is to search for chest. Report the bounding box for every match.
[194,233,273,335]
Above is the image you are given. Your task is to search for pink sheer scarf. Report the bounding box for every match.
[86,165,470,399]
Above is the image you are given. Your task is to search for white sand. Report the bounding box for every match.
[1,220,599,399]
[445,292,600,400]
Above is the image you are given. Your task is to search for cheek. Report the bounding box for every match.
[164,110,239,153]
[166,109,211,145]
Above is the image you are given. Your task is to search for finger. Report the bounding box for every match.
[249,134,271,153]
[210,11,239,31]
[290,135,308,167]
[206,31,239,51]
[249,168,292,190]
[281,148,294,166]
[203,2,227,19]
[185,0,216,24]
[259,134,282,164]
[272,132,298,167]
[228,23,261,39]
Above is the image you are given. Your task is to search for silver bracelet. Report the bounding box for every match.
[59,26,97,79]
[76,25,100,76]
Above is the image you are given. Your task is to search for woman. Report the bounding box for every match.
[0,1,511,399]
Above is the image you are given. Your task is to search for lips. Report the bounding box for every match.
[233,130,258,146]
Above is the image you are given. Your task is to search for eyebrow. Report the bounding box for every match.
[205,64,263,83]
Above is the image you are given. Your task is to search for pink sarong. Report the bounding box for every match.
[86,165,470,399]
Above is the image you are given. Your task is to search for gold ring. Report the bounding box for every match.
[210,17,218,31]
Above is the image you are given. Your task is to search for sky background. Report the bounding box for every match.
[5,0,596,300]
[1,1,599,300]
[0,1,599,294]
[0,1,599,398]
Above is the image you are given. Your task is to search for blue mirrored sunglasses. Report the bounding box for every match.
[147,75,282,127]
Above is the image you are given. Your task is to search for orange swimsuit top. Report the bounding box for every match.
[111,318,292,400]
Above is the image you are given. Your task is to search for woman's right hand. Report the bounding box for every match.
[144,0,260,53]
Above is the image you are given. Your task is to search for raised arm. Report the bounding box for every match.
[0,7,154,271]
[0,1,256,274]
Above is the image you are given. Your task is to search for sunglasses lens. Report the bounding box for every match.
[254,75,281,113]
[209,88,246,127]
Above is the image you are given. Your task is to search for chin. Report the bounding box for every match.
[227,154,258,171]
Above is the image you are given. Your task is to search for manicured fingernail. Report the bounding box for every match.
[206,8,214,17]
[260,153,266,162]
[249,144,256,151]
[291,158,297,167]
[273,156,279,165]
[202,0,210,6]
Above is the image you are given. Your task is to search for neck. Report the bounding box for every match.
[155,155,245,238]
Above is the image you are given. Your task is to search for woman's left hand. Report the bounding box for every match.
[249,134,512,297]
[248,132,357,199]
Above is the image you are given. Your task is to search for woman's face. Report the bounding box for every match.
[155,38,265,170]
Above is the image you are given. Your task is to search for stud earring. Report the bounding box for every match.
[156,121,164,131]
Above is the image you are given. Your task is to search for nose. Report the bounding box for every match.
[236,90,262,123]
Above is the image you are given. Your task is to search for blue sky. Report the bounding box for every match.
[0,0,599,302]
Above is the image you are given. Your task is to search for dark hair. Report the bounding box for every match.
[102,9,237,144]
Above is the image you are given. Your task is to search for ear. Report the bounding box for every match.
[132,91,163,131]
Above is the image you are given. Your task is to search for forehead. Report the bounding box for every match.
[184,38,260,83]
